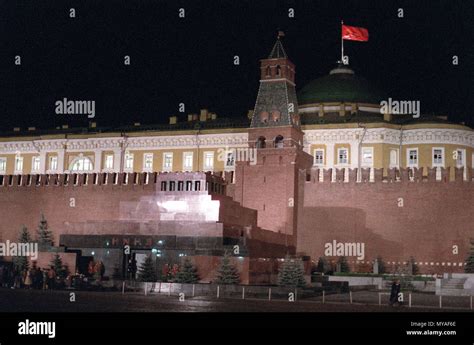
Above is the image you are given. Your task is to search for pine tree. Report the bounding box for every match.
[174,257,199,283]
[337,256,350,273]
[137,255,157,282]
[278,255,306,287]
[13,225,32,272]
[216,252,240,285]
[37,213,53,247]
[464,240,474,273]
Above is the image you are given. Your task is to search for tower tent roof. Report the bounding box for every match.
[268,38,287,59]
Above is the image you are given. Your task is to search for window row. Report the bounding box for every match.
[313,147,468,168]
[0,150,236,174]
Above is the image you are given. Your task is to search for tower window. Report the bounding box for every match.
[265,66,271,77]
[259,111,269,124]
[274,135,284,148]
[272,110,281,122]
[276,65,281,76]
[256,136,266,149]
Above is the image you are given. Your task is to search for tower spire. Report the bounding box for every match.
[268,30,287,59]
[251,33,299,128]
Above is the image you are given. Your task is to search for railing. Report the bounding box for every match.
[118,281,474,310]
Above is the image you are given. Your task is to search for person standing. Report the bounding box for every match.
[389,279,401,306]
[42,269,48,290]
[24,269,32,289]
[47,267,56,290]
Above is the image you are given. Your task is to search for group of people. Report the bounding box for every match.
[0,263,58,290]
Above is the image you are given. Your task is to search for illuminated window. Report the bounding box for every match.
[105,154,114,169]
[32,156,41,172]
[361,147,373,166]
[143,153,153,171]
[389,149,399,168]
[183,152,193,171]
[70,157,93,171]
[163,153,173,171]
[313,149,324,166]
[337,148,348,165]
[0,158,6,173]
[203,152,214,170]
[274,135,284,148]
[49,156,58,171]
[432,148,444,167]
[225,152,234,168]
[407,149,418,167]
[15,156,23,172]
[125,153,134,170]
[455,149,465,167]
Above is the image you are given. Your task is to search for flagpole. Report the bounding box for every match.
[341,20,344,63]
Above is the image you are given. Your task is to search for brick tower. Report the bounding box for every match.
[235,34,313,248]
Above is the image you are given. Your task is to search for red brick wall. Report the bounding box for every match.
[299,177,474,273]
[0,182,156,245]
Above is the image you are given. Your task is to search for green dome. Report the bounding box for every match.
[298,65,383,105]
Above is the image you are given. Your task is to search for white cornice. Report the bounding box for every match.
[303,127,474,147]
[0,127,473,154]
[0,132,249,154]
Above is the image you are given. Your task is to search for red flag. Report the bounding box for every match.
[342,24,369,42]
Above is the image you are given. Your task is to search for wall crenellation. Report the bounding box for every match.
[0,171,232,189]
[305,167,473,184]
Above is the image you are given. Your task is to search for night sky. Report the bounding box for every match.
[1,0,473,131]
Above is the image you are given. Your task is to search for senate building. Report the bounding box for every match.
[0,36,473,282]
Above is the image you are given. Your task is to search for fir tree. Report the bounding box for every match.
[464,240,474,273]
[337,256,350,273]
[376,256,386,274]
[316,256,329,274]
[174,257,199,283]
[13,225,32,272]
[37,213,53,247]
[278,255,306,287]
[216,252,240,285]
[408,256,419,275]
[137,255,157,282]
[51,253,69,279]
